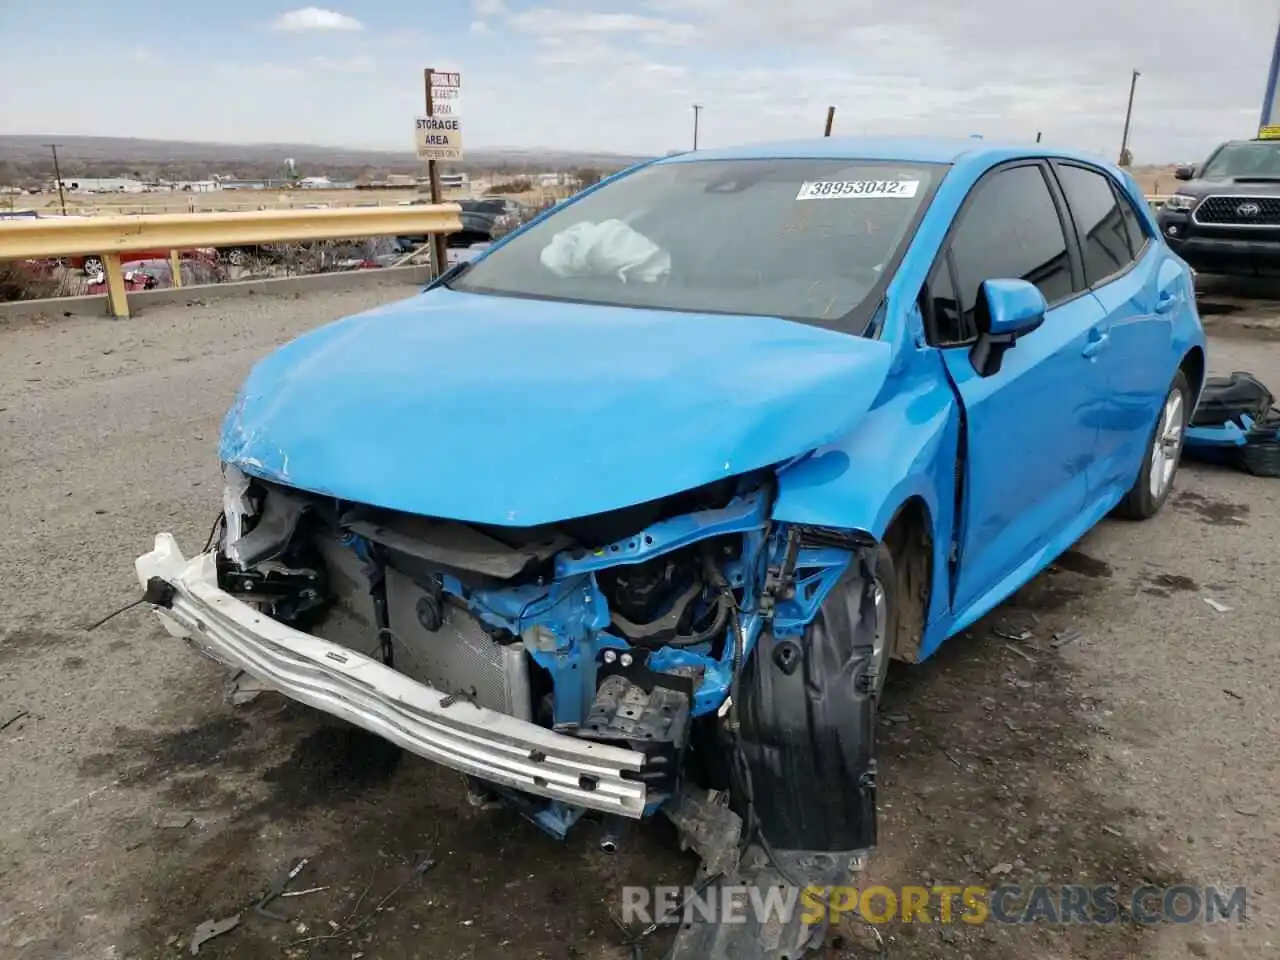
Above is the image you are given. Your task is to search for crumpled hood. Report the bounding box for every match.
[219,287,892,526]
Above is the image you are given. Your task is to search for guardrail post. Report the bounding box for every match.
[101,254,130,319]
[169,249,183,289]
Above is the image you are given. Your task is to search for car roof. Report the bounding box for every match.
[657,136,1119,169]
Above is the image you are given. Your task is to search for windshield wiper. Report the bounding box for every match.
[426,258,473,291]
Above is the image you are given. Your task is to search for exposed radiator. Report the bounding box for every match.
[385,567,532,721]
[310,536,532,721]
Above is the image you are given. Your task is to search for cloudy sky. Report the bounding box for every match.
[0,1,1276,161]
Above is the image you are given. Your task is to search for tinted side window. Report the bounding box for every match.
[1056,164,1133,284]
[948,165,1075,327]
[1114,184,1149,258]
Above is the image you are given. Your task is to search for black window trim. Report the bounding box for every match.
[1112,179,1152,258]
[920,251,966,346]
[920,157,1087,349]
[1048,159,1151,291]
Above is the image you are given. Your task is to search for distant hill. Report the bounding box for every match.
[0,135,652,186]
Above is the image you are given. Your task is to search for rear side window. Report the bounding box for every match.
[1115,186,1149,258]
[947,164,1075,331]
[1055,164,1133,285]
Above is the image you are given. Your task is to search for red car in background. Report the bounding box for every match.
[71,248,219,275]
[84,257,226,294]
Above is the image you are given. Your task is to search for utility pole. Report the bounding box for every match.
[1035,131,1043,143]
[1260,11,1280,133]
[1118,69,1140,167]
[692,104,703,151]
[45,143,67,215]
[424,69,449,278]
[824,106,836,137]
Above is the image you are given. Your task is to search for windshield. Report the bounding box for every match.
[449,158,942,330]
[1201,141,1280,180]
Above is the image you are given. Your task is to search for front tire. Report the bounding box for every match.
[868,541,896,701]
[1115,369,1191,520]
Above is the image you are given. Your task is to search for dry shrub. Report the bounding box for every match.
[0,262,60,301]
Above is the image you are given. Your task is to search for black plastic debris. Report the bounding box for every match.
[1184,371,1280,477]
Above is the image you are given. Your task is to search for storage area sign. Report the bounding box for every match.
[416,70,463,160]
[415,115,463,161]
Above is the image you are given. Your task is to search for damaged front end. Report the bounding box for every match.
[138,465,884,959]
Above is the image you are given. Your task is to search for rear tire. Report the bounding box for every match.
[1114,369,1191,520]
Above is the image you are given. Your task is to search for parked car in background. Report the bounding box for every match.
[137,138,1203,960]
[85,257,226,294]
[85,270,154,296]
[399,196,536,249]
[322,236,411,270]
[72,248,219,276]
[1157,136,1280,276]
[215,244,297,267]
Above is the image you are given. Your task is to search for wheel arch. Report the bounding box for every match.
[1180,344,1206,409]
[879,495,935,665]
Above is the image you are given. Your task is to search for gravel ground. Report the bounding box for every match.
[1,281,1277,960]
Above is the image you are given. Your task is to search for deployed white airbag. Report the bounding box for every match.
[539,219,671,283]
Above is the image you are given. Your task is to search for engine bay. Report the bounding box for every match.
[214,464,873,844]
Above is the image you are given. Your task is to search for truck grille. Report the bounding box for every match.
[1193,196,1280,227]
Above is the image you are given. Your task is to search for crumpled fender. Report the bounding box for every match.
[771,351,957,539]
[771,352,960,642]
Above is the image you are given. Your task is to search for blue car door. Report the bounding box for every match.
[926,162,1109,622]
[1050,162,1176,502]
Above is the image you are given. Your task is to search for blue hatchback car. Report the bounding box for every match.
[138,137,1204,959]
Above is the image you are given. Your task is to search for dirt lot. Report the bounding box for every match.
[1,280,1277,960]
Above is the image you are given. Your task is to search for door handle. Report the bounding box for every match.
[1081,333,1110,358]
[1155,289,1182,314]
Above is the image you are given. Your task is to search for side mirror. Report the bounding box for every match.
[1174,165,1195,181]
[969,278,1046,377]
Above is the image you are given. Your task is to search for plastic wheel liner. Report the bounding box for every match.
[665,556,879,960]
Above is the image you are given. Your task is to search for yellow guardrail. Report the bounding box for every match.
[0,205,462,318]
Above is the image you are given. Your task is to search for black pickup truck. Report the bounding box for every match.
[1157,137,1280,277]
[400,196,535,248]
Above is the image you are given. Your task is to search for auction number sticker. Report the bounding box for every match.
[796,179,920,200]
